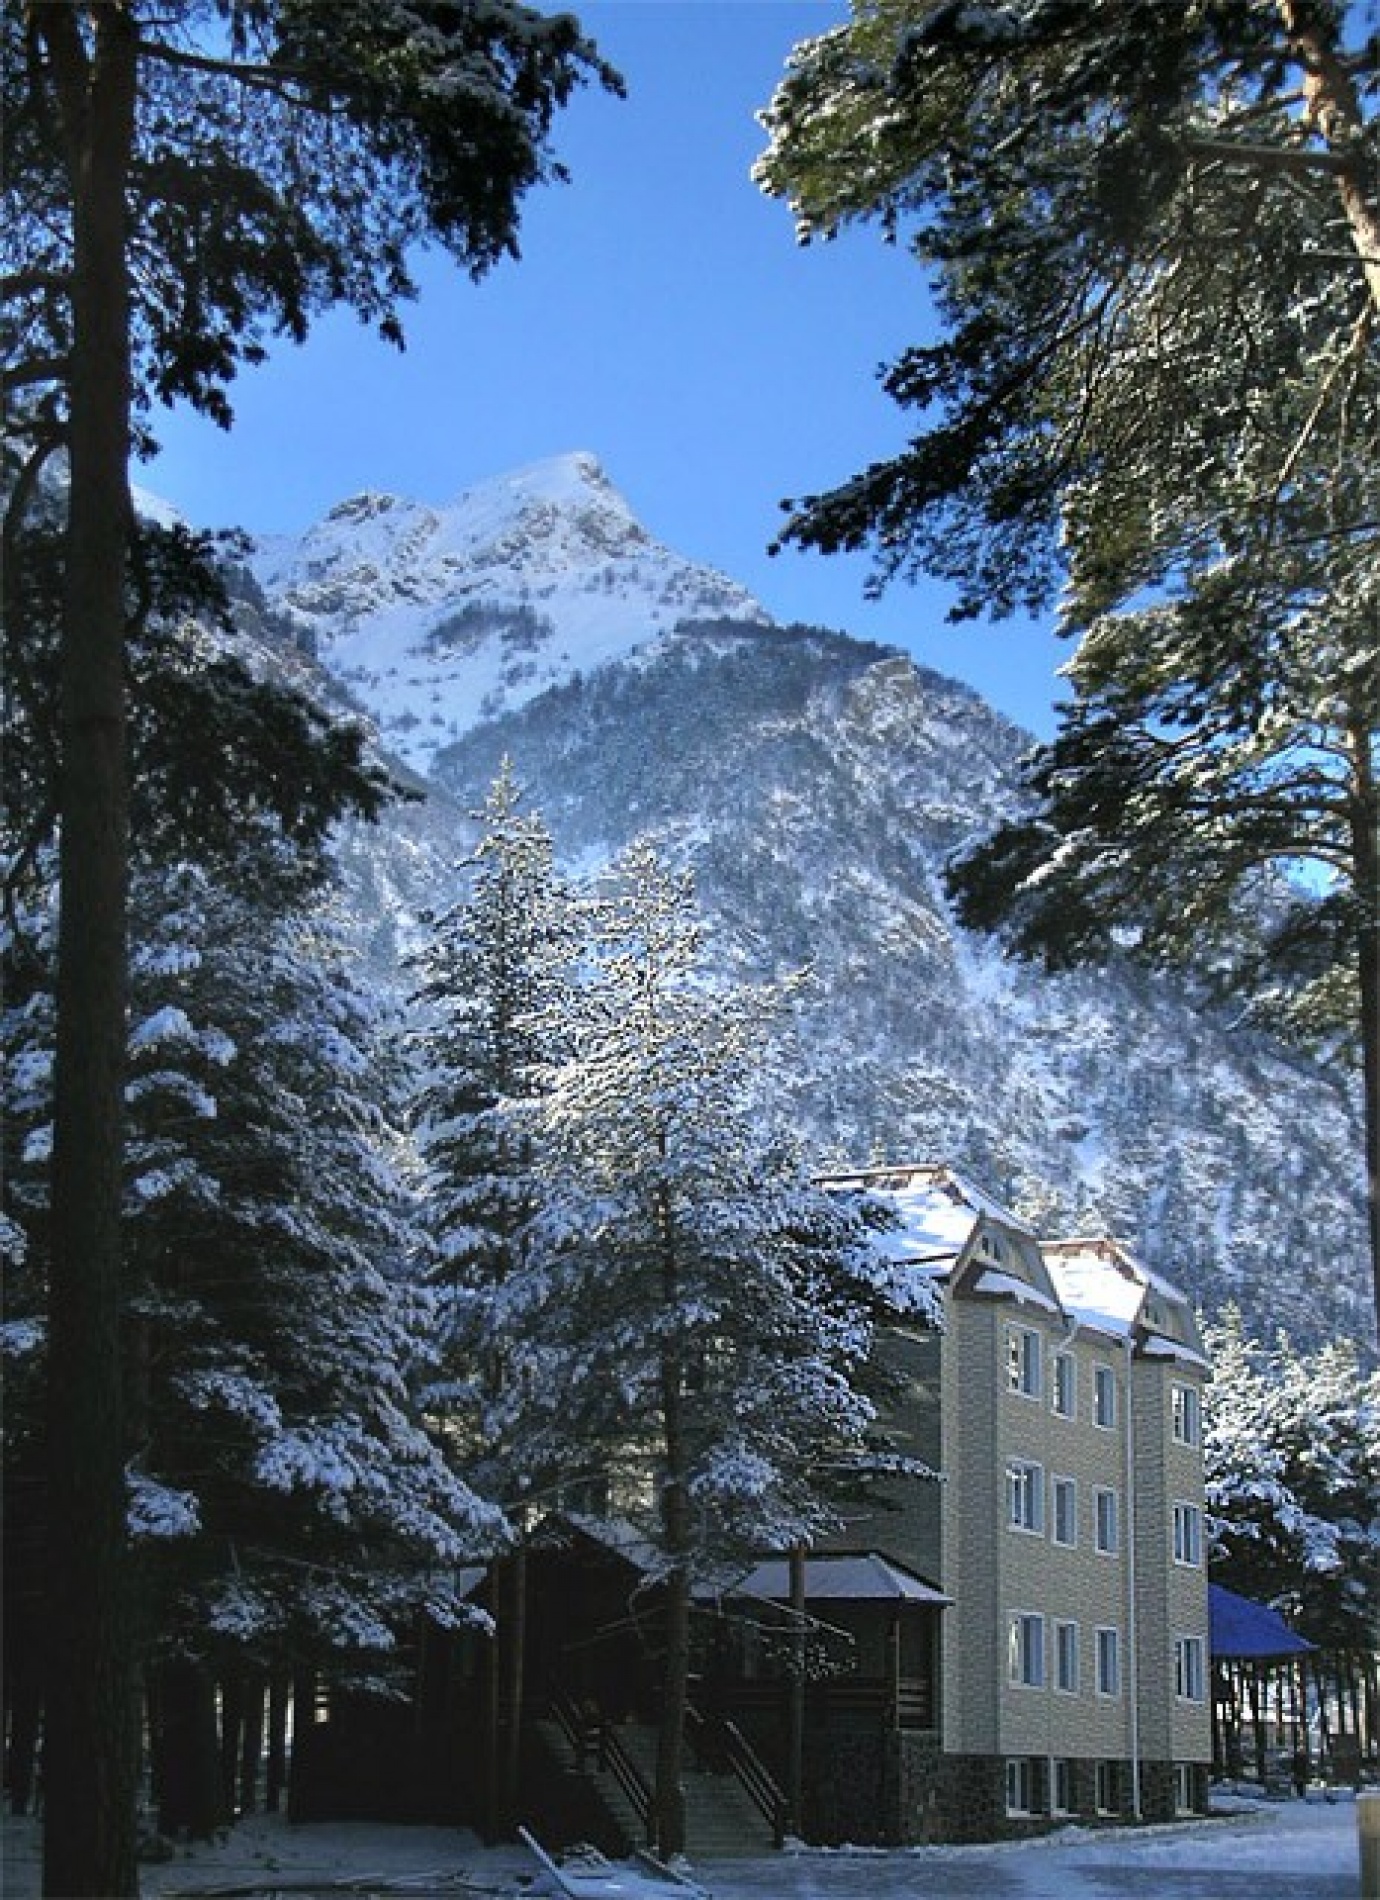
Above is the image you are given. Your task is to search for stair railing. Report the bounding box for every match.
[550,1688,655,1846]
[686,1703,788,1848]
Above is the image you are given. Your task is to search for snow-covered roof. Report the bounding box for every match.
[820,1162,1033,1272]
[1043,1237,1206,1359]
[824,1167,1209,1366]
[968,1267,1060,1313]
[713,1552,950,1606]
[1041,1239,1146,1339]
[545,1511,662,1578]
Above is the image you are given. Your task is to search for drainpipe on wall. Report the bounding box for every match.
[1124,1331,1143,1820]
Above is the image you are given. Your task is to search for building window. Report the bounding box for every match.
[1093,1363,1117,1428]
[1052,1475,1078,1547]
[1175,1635,1206,1702]
[1174,1763,1198,1814]
[1173,1501,1203,1567]
[1055,1619,1080,1694]
[1051,1758,1076,1816]
[1008,1612,1046,1688]
[1172,1382,1201,1447]
[1095,1760,1122,1815]
[1005,1756,1035,1816]
[1008,1325,1042,1399]
[1094,1486,1119,1554]
[1007,1459,1045,1534]
[1052,1350,1076,1418]
[1096,1627,1121,1697]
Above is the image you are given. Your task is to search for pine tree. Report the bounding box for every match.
[409,762,576,1829]
[6,10,617,1885]
[758,0,1380,1344]
[411,764,572,1456]
[518,840,935,1856]
[3,853,507,1832]
[1203,1311,1380,1649]
[1,507,449,1854]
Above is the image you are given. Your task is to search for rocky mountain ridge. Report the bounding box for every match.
[247,452,769,772]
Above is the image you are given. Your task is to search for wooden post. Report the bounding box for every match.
[787,1545,806,1840]
[889,1611,902,1729]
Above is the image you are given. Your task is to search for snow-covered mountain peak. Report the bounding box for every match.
[249,453,772,772]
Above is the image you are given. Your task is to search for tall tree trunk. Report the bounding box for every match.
[288,1669,317,1819]
[1344,704,1380,1346]
[4,1634,43,1817]
[653,1189,689,1859]
[237,1667,266,1814]
[265,1670,291,1814]
[1279,0,1380,317]
[219,1668,244,1817]
[36,8,140,1895]
[500,1541,529,1835]
[153,1658,224,1840]
[484,1572,502,1838]
[655,1566,690,1859]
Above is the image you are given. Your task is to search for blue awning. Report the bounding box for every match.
[1209,1583,1315,1660]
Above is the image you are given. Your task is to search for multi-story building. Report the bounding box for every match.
[810,1163,1213,1840]
[338,1160,1214,1849]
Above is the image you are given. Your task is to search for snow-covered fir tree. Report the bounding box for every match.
[2,850,506,1830]
[408,762,578,1830]
[516,837,939,1855]
[128,857,502,1634]
[1203,1311,1380,1652]
[408,760,574,1476]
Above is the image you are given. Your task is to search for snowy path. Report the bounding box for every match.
[707,1798,1357,1897]
[0,1795,1360,1898]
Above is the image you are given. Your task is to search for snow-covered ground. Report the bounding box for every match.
[2,1793,1365,1898]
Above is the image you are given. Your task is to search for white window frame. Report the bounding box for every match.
[1171,1381,1201,1447]
[1095,1760,1121,1815]
[1052,1349,1076,1419]
[1052,1474,1078,1548]
[1095,1626,1120,1697]
[1094,1485,1119,1555]
[1051,1758,1075,1815]
[1006,1458,1045,1535]
[1007,1324,1043,1400]
[1005,1756,1034,1816]
[1054,1618,1080,1694]
[1175,1634,1206,1703]
[1093,1363,1117,1429]
[1174,1763,1197,1814]
[1008,1611,1046,1688]
[1173,1500,1203,1567]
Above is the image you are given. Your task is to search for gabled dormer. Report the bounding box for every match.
[819,1161,1064,1321]
[1042,1238,1208,1369]
[951,1202,1061,1322]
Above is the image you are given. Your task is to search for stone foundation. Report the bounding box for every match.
[802,1729,891,1845]
[801,1737,1209,1845]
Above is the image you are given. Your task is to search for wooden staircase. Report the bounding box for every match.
[614,1719,779,1860]
[535,1700,781,1860]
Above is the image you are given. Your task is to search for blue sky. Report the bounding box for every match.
[146,0,1065,736]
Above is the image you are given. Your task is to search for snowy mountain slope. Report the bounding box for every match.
[244,459,1371,1351]
[247,452,769,773]
[431,627,1368,1348]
